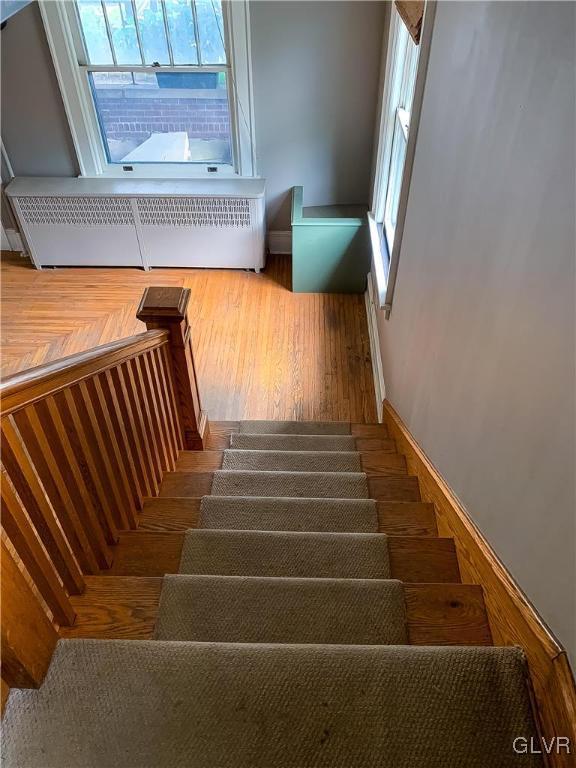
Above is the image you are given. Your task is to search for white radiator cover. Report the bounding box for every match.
[6,178,266,271]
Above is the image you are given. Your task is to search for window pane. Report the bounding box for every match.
[383,117,408,249]
[89,71,232,164]
[165,0,199,65]
[104,1,141,64]
[77,0,113,65]
[196,0,226,64]
[134,0,170,64]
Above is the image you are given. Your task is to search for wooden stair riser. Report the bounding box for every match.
[176,450,407,475]
[60,576,492,647]
[106,531,460,583]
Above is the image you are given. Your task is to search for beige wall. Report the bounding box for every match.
[250,1,386,229]
[0,2,79,177]
[376,1,575,658]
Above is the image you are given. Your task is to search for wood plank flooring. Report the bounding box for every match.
[0,252,377,422]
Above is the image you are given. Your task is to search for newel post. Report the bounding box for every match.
[137,287,209,450]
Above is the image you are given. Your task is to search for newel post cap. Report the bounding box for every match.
[137,287,191,323]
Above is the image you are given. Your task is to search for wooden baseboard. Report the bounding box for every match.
[382,399,576,767]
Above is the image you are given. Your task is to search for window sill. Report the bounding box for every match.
[7,176,266,199]
[368,212,391,310]
[82,165,239,181]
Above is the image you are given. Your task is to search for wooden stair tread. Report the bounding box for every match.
[108,531,460,582]
[158,472,421,502]
[175,450,407,476]
[61,576,492,646]
[206,422,390,451]
[138,498,438,537]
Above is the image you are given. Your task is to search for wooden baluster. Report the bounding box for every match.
[148,348,178,469]
[138,353,172,472]
[119,361,160,493]
[111,364,157,496]
[34,398,113,569]
[12,407,100,575]
[71,382,131,531]
[1,539,58,688]
[1,470,75,626]
[84,376,139,527]
[53,390,118,545]
[128,357,163,483]
[0,417,84,595]
[100,368,147,505]
[157,345,184,452]
[137,287,209,450]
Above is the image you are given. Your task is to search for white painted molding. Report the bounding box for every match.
[2,228,25,253]
[0,224,10,250]
[365,273,386,422]
[267,230,292,255]
[1,138,15,179]
[225,0,257,177]
[39,0,104,176]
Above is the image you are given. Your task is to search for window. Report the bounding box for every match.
[40,0,255,177]
[370,6,421,305]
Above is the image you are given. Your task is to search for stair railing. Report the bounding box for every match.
[0,286,208,690]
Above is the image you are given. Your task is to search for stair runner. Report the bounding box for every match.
[2,420,543,767]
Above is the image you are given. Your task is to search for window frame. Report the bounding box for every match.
[372,12,418,227]
[369,2,434,313]
[39,0,256,178]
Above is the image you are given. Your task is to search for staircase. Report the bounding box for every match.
[3,286,572,766]
[3,418,544,767]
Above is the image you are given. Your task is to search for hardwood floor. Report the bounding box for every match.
[0,252,377,422]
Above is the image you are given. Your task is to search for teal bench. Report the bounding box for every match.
[291,186,370,293]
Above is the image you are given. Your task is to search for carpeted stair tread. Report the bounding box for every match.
[199,496,379,532]
[154,575,407,644]
[211,470,369,498]
[2,639,543,768]
[239,420,351,435]
[230,433,357,451]
[222,449,362,472]
[178,529,391,578]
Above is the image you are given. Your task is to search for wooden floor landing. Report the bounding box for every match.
[0,252,377,422]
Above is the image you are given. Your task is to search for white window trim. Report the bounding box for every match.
[369,1,435,314]
[39,0,257,179]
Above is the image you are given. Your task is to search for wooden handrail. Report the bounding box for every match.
[0,329,169,416]
[1,286,208,692]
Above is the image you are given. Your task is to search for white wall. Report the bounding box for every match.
[250,1,386,230]
[376,1,575,657]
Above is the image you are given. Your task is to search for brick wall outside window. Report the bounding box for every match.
[96,89,231,145]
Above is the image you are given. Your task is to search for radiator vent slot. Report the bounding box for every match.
[16,197,135,226]
[137,197,252,228]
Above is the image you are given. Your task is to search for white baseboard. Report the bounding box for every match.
[3,228,25,253]
[365,272,386,423]
[267,230,292,255]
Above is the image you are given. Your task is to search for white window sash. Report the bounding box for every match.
[383,108,409,249]
[39,0,256,178]
[371,9,406,224]
[369,1,435,312]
